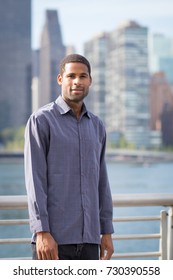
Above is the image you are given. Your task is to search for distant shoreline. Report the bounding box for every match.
[0,151,24,158]
[0,149,173,163]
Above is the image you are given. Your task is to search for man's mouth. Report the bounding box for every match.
[71,88,83,93]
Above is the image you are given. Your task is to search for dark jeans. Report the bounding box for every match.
[32,243,99,260]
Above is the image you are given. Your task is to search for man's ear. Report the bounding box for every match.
[89,76,92,86]
[57,74,62,85]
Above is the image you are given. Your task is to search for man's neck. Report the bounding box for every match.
[63,97,83,119]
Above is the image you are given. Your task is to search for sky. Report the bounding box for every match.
[32,0,173,54]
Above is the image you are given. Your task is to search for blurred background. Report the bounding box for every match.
[0,0,173,151]
[0,0,173,259]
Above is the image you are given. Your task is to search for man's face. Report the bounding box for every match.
[57,62,92,104]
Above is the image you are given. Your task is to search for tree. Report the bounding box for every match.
[0,126,25,151]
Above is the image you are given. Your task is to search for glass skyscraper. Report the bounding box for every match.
[38,10,65,107]
[149,33,173,84]
[0,0,31,131]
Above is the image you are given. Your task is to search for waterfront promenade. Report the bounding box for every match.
[106,149,173,163]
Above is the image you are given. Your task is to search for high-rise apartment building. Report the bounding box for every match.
[149,72,173,147]
[161,104,173,146]
[38,10,65,108]
[84,32,109,123]
[106,21,150,147]
[84,21,150,147]
[0,0,31,131]
[149,72,173,131]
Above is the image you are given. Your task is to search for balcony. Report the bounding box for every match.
[0,193,173,260]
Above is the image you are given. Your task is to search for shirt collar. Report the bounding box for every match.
[55,95,91,119]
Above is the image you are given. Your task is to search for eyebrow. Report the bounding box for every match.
[66,72,89,76]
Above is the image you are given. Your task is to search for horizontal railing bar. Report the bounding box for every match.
[0,257,31,260]
[1,193,173,209]
[0,217,161,225]
[0,196,27,210]
[112,193,173,207]
[0,219,29,225]
[113,216,160,222]
[0,217,160,225]
[1,253,161,260]
[0,234,161,244]
[112,233,161,240]
[0,238,30,244]
[112,251,161,258]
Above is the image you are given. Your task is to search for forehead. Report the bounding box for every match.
[64,62,89,74]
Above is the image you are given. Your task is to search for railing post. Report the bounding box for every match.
[159,210,167,260]
[167,207,173,260]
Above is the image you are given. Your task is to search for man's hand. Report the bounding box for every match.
[100,234,114,260]
[36,232,59,260]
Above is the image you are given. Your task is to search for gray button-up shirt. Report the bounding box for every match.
[24,95,114,245]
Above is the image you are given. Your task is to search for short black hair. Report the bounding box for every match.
[59,54,91,76]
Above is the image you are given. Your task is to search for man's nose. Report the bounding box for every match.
[74,77,81,85]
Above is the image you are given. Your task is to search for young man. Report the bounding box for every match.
[24,54,114,260]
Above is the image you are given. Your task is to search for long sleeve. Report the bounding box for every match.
[24,114,50,234]
[99,133,114,235]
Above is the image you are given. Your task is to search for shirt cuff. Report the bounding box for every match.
[30,218,50,234]
[100,218,114,234]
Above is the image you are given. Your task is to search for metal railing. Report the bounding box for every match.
[0,193,173,260]
[111,193,173,259]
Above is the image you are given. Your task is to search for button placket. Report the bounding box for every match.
[77,120,87,241]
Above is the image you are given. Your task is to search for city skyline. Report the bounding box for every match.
[32,0,173,53]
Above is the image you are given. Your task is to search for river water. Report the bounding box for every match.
[0,158,173,259]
